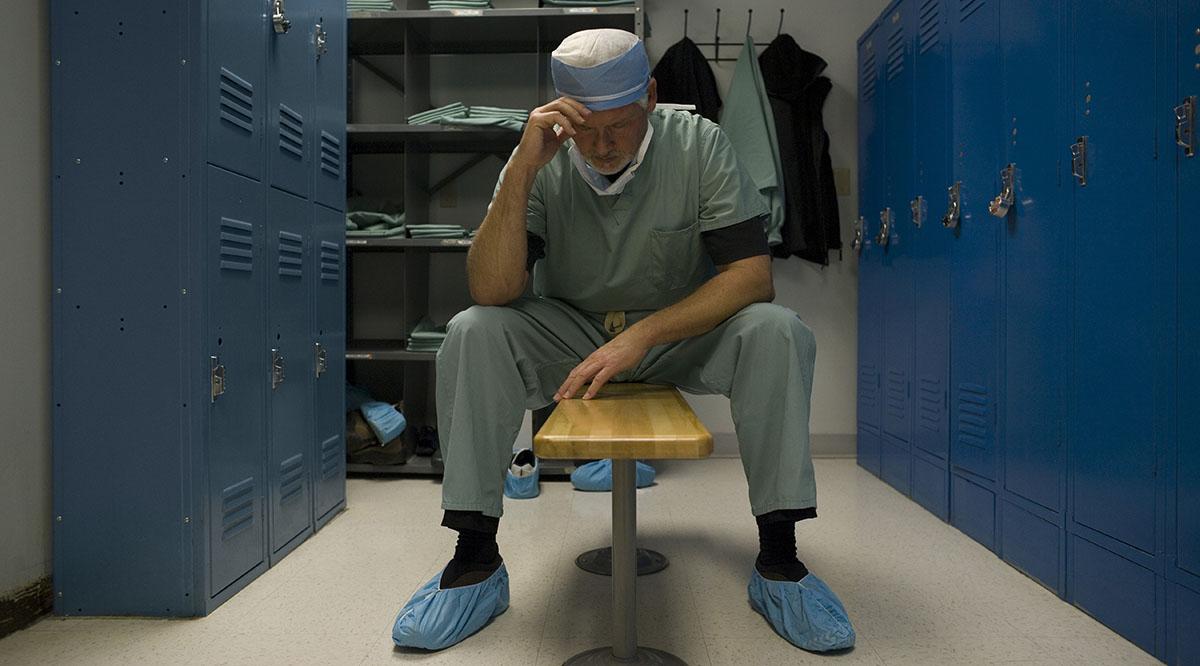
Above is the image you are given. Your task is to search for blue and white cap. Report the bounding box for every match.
[551,29,650,111]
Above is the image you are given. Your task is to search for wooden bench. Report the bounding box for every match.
[534,383,713,665]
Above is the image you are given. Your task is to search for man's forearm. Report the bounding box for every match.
[622,257,774,349]
[467,162,537,305]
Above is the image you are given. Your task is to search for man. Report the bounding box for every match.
[392,29,855,653]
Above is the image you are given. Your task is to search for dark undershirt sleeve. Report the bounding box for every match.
[701,215,770,267]
[526,232,546,272]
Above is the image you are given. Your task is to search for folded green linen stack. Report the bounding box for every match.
[346,211,407,237]
[541,0,635,6]
[407,317,449,352]
[428,0,491,9]
[347,0,395,10]
[407,102,469,125]
[406,224,468,239]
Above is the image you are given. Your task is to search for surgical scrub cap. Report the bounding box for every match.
[550,29,650,111]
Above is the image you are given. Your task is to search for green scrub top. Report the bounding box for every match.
[492,108,768,314]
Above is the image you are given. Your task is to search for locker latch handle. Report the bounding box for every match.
[876,208,893,247]
[988,163,1016,217]
[911,195,927,228]
[210,356,226,403]
[315,24,328,59]
[852,216,866,254]
[1177,95,1196,158]
[315,342,328,378]
[942,182,961,229]
[1071,136,1088,187]
[272,348,286,389]
[272,0,292,34]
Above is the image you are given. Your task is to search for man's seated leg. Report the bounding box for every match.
[632,302,856,652]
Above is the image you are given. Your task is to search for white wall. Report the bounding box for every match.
[0,0,52,598]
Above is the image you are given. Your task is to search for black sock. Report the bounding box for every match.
[439,512,502,589]
[755,511,810,582]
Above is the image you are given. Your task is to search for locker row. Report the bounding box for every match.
[855,0,1197,663]
[51,0,348,616]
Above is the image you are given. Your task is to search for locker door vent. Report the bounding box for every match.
[918,0,940,53]
[886,370,909,422]
[320,435,341,480]
[956,383,991,449]
[959,0,985,21]
[886,25,906,80]
[218,68,255,134]
[278,104,304,160]
[319,241,340,282]
[219,218,254,273]
[278,231,304,278]
[918,375,945,433]
[319,131,342,177]
[279,454,305,503]
[859,364,880,410]
[221,477,256,541]
[861,49,878,102]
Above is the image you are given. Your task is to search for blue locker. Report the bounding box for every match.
[313,5,346,211]
[268,187,315,561]
[997,0,1069,595]
[268,0,315,198]
[1171,2,1199,662]
[857,21,886,477]
[879,0,916,497]
[1066,0,1164,656]
[206,166,269,596]
[313,206,347,529]
[208,0,267,181]
[909,0,951,520]
[949,0,1002,549]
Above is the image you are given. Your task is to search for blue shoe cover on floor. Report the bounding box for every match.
[504,449,540,499]
[570,459,656,491]
[748,569,855,652]
[392,563,510,650]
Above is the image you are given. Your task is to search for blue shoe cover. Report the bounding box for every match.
[392,563,510,650]
[747,570,856,652]
[570,459,656,491]
[504,449,540,499]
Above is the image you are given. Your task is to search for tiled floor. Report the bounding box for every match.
[1,459,1159,665]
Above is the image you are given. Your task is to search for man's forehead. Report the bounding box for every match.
[579,103,643,128]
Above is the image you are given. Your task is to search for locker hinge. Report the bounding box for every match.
[876,208,893,247]
[910,195,927,228]
[271,349,286,389]
[210,356,226,403]
[1070,136,1088,187]
[989,163,1016,218]
[272,0,292,34]
[1176,95,1196,158]
[315,24,328,60]
[942,182,961,229]
[852,216,866,254]
[315,342,328,378]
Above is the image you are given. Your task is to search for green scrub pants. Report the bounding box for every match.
[435,296,818,519]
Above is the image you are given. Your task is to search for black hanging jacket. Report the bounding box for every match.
[650,37,722,123]
[759,34,842,265]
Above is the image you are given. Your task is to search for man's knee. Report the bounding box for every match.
[446,304,514,342]
[736,303,816,361]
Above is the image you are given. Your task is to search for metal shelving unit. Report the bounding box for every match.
[345,1,642,476]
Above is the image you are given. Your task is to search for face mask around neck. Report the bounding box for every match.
[568,123,654,197]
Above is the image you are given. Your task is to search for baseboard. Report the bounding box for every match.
[710,433,856,458]
[0,576,53,639]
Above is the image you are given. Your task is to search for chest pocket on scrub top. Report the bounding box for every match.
[646,221,703,292]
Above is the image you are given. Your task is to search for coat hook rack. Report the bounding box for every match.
[693,8,776,63]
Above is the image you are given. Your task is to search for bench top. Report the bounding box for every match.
[533,383,714,460]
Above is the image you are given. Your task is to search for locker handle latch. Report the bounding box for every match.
[272,0,292,34]
[911,195,926,228]
[876,208,893,247]
[315,342,328,378]
[210,356,226,403]
[942,182,961,229]
[315,24,328,59]
[852,216,866,254]
[1176,95,1196,158]
[1071,136,1088,187]
[989,163,1016,218]
[271,348,286,389]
